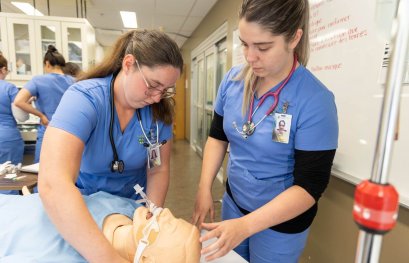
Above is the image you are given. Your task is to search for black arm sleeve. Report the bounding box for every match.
[208,111,228,142]
[293,149,336,202]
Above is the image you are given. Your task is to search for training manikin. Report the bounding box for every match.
[104,206,201,262]
[0,186,201,263]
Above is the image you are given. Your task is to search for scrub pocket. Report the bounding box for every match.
[229,167,287,211]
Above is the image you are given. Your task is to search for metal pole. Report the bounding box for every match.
[84,0,87,18]
[47,0,50,16]
[355,0,409,261]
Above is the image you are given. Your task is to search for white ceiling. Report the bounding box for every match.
[1,0,218,47]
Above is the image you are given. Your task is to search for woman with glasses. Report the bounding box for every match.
[38,29,182,263]
[192,0,338,262]
[14,45,75,163]
[0,55,26,167]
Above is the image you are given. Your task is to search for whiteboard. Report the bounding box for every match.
[307,0,409,207]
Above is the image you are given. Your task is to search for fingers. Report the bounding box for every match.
[200,229,230,262]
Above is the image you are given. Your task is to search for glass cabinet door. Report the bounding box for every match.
[7,18,36,80]
[35,21,62,73]
[62,23,84,69]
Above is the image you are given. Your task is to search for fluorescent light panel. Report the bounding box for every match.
[11,2,44,16]
[120,11,138,28]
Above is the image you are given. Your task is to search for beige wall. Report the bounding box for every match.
[181,0,409,262]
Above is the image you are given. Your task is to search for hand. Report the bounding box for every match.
[40,115,49,126]
[191,188,214,229]
[200,219,250,262]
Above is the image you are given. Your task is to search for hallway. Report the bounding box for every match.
[165,139,224,223]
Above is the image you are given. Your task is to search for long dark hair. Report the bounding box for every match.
[79,29,183,124]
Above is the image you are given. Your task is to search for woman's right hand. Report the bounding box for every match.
[192,187,215,229]
[40,114,49,126]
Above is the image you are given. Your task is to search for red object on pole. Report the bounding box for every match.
[353,180,399,234]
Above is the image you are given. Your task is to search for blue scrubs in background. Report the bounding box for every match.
[215,65,338,262]
[50,75,172,199]
[0,80,24,165]
[24,73,74,162]
[0,191,139,262]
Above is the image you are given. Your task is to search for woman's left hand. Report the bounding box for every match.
[200,218,250,262]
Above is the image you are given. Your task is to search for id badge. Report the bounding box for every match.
[147,144,161,169]
[273,113,292,143]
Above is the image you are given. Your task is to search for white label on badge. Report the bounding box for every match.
[147,144,161,169]
[273,113,292,144]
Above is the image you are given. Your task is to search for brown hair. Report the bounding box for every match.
[0,54,7,69]
[237,0,310,114]
[79,29,183,125]
[63,62,82,78]
[43,45,66,67]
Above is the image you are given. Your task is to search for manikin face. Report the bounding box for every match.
[121,55,180,109]
[238,19,302,81]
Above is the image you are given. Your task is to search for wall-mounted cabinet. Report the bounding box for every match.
[0,12,96,84]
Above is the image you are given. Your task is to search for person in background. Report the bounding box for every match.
[38,29,183,263]
[192,0,339,262]
[14,45,75,163]
[63,62,82,78]
[0,54,29,194]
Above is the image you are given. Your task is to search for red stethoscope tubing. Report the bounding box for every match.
[247,53,298,122]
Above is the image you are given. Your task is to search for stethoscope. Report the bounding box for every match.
[109,74,166,173]
[233,54,297,139]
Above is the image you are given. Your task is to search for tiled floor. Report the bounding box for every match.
[165,139,224,223]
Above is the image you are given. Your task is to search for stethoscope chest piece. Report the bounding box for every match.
[111,160,125,173]
[242,121,255,137]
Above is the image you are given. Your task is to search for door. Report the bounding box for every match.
[7,18,37,80]
[34,20,62,73]
[61,22,86,69]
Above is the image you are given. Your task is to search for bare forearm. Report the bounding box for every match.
[146,169,169,207]
[243,186,315,235]
[198,137,228,191]
[40,183,126,262]
[15,101,44,119]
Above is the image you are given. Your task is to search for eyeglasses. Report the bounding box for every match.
[135,60,176,99]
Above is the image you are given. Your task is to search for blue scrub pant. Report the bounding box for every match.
[222,192,309,263]
[0,139,24,195]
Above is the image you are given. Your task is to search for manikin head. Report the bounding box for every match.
[103,206,201,263]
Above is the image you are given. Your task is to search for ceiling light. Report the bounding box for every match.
[11,2,44,16]
[120,11,137,28]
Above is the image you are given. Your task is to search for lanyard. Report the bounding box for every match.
[136,109,159,147]
[247,53,297,125]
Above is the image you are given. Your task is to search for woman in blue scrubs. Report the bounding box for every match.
[0,55,25,165]
[38,30,183,263]
[193,0,339,262]
[14,45,74,162]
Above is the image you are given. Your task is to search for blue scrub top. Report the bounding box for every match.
[215,65,338,212]
[25,73,74,137]
[0,191,140,262]
[0,80,21,141]
[50,75,172,199]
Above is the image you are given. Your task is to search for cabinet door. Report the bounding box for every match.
[34,20,62,73]
[61,22,87,70]
[6,18,37,80]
